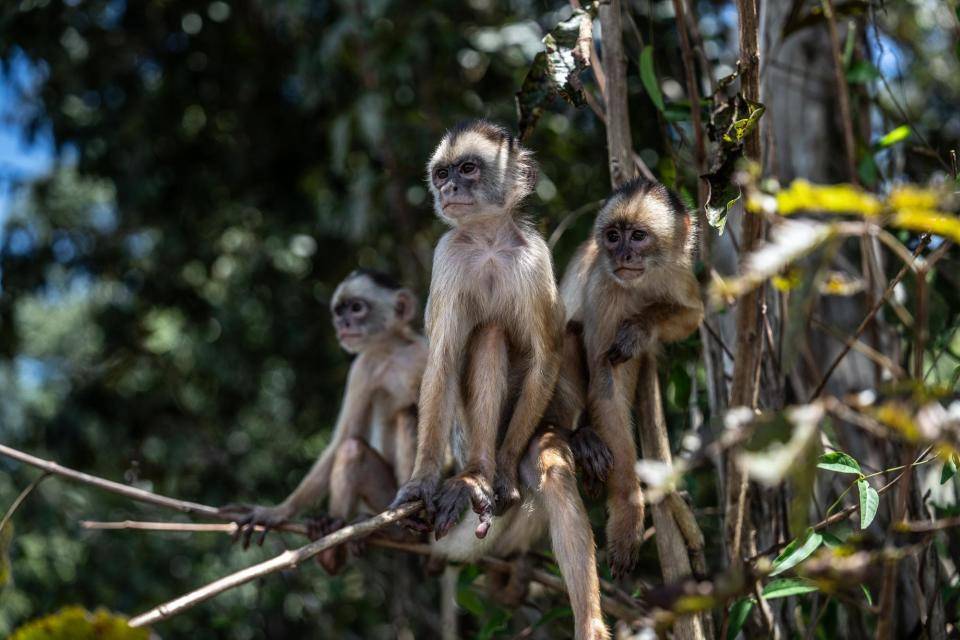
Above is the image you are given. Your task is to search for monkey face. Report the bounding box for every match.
[431,157,483,218]
[330,272,417,354]
[601,220,655,283]
[427,120,536,224]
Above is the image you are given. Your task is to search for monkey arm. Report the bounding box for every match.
[277,366,373,516]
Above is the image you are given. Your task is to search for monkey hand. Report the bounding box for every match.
[492,469,521,516]
[218,503,294,550]
[570,426,613,498]
[607,319,649,365]
[606,503,645,579]
[390,475,439,534]
[434,472,494,541]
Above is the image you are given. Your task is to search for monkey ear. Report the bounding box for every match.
[394,289,418,323]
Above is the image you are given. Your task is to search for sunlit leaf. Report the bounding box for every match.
[738,404,823,491]
[861,584,873,606]
[772,180,883,216]
[819,271,865,296]
[726,598,754,640]
[703,86,766,232]
[516,8,595,139]
[817,451,862,475]
[771,529,823,576]
[762,577,819,599]
[11,607,148,640]
[891,209,960,244]
[875,125,911,149]
[857,479,879,529]
[709,220,835,306]
[640,45,665,112]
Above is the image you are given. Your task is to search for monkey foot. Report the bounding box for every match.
[390,475,439,533]
[492,471,521,516]
[606,508,644,579]
[434,473,494,540]
[606,537,642,580]
[570,427,613,497]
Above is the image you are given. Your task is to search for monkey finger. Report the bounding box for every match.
[257,524,271,547]
[399,516,432,533]
[607,345,629,365]
[232,515,254,545]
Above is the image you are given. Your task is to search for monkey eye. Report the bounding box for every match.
[631,230,647,242]
[605,229,620,243]
[436,168,448,180]
[460,162,476,175]
[351,301,365,313]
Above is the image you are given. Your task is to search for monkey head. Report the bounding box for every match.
[330,269,418,353]
[595,179,694,285]
[426,119,538,225]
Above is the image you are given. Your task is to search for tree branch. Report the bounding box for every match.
[127,503,421,627]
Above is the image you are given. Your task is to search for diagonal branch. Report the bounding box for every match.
[127,503,421,627]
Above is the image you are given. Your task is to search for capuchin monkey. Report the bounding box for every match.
[222,270,427,574]
[561,178,702,578]
[391,120,608,640]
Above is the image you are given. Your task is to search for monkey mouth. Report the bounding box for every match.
[614,266,645,278]
[441,199,476,210]
[338,332,364,340]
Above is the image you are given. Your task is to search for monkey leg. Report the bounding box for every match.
[589,362,644,579]
[436,324,507,539]
[523,429,609,640]
[318,436,399,574]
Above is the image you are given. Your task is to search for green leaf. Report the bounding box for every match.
[668,363,692,410]
[640,46,665,112]
[771,529,823,576]
[875,125,911,149]
[820,531,844,548]
[940,455,957,485]
[817,451,862,475]
[762,577,819,599]
[11,607,148,640]
[457,587,486,617]
[846,60,879,84]
[534,606,572,629]
[858,479,879,529]
[860,584,874,606]
[726,598,755,640]
[477,609,511,640]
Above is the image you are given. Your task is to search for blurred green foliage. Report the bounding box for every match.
[1,0,958,638]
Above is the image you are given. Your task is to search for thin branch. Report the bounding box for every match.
[820,0,858,184]
[809,234,931,400]
[547,199,604,249]
[810,316,907,379]
[0,444,221,518]
[127,503,421,627]
[84,519,645,623]
[0,472,52,534]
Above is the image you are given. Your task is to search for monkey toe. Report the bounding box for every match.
[492,475,520,517]
[607,540,640,580]
[317,546,347,575]
[571,428,613,493]
[434,481,470,540]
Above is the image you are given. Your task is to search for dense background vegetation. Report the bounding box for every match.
[0,0,958,638]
